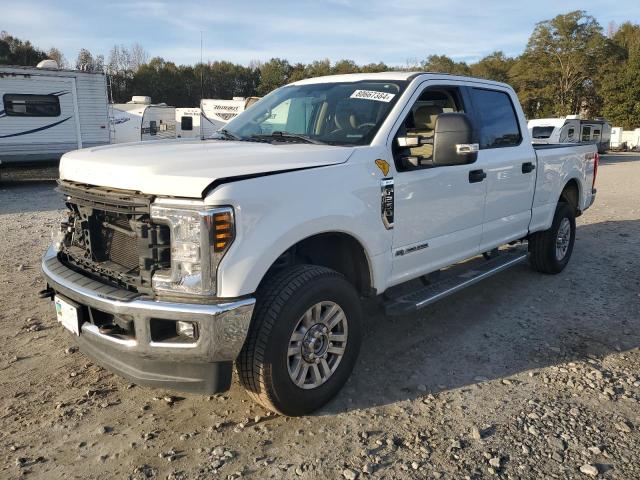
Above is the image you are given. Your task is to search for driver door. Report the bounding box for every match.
[389,85,487,286]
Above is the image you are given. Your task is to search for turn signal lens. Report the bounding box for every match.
[213,212,234,252]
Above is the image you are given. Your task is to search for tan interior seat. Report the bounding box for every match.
[406,105,442,159]
[332,107,359,133]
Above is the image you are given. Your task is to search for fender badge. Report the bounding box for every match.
[375,159,390,177]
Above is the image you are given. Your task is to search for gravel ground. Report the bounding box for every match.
[0,155,639,480]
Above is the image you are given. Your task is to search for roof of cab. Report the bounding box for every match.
[289,71,511,90]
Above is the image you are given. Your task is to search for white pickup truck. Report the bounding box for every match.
[41,72,598,416]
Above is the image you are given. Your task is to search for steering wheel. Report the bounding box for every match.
[357,122,376,131]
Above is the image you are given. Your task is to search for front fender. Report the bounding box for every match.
[205,158,392,298]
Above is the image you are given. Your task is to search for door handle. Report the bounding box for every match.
[522,162,536,174]
[469,169,486,183]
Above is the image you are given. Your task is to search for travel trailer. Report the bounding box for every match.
[200,96,259,138]
[0,61,110,165]
[110,96,176,144]
[527,116,611,153]
[175,107,201,139]
[610,127,640,150]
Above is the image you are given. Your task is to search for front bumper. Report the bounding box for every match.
[41,246,255,394]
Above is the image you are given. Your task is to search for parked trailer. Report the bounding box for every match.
[175,107,201,139]
[110,96,176,144]
[200,97,259,138]
[0,62,110,165]
[610,127,640,150]
[527,116,611,153]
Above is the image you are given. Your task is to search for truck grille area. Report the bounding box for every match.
[57,180,170,294]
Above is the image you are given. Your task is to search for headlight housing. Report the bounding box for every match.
[150,203,234,297]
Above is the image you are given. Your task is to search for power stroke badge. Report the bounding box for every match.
[381,178,394,230]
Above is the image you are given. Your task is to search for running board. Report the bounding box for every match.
[384,250,528,316]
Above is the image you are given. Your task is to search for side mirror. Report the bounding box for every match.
[432,113,477,166]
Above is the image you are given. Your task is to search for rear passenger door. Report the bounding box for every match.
[467,87,537,251]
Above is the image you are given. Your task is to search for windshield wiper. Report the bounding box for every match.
[214,129,243,141]
[250,131,325,145]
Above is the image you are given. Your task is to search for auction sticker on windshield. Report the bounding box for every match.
[350,90,396,102]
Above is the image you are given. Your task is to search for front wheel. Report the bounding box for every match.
[236,265,362,416]
[528,201,576,274]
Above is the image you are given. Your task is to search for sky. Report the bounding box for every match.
[2,0,639,67]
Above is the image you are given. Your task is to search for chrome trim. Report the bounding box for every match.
[456,143,479,154]
[414,253,528,309]
[41,246,254,362]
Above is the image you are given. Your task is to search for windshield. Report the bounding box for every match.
[218,80,407,146]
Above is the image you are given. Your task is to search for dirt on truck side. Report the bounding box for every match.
[0,155,639,480]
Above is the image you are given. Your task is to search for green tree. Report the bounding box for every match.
[257,58,292,95]
[600,22,640,128]
[360,62,389,73]
[422,54,471,75]
[332,59,359,74]
[131,57,185,105]
[469,51,514,82]
[305,59,332,78]
[510,10,608,118]
[0,31,47,65]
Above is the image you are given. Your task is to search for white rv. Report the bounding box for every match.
[200,96,259,138]
[175,107,201,139]
[110,96,176,144]
[610,127,640,150]
[527,115,611,153]
[0,62,110,165]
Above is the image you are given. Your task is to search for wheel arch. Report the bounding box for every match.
[559,178,581,215]
[257,231,374,297]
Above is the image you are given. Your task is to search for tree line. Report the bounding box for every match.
[1,11,639,128]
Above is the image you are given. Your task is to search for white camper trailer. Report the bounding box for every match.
[0,62,109,165]
[527,115,611,153]
[200,96,259,138]
[175,107,201,139]
[610,127,640,150]
[110,96,176,144]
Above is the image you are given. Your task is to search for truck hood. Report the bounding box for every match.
[60,139,354,198]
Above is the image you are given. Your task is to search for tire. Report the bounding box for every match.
[236,265,362,416]
[528,201,576,274]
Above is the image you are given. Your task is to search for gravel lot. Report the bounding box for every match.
[0,155,639,480]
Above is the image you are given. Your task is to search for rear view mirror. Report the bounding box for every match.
[432,113,477,165]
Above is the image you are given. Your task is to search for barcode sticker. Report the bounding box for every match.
[350,90,396,102]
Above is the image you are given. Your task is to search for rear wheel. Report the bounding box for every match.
[528,201,576,274]
[237,265,362,416]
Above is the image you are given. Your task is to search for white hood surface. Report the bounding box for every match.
[60,139,354,198]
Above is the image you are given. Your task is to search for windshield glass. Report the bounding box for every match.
[218,80,407,146]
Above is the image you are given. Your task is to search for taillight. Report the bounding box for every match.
[592,152,599,189]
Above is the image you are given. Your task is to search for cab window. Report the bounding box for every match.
[393,88,464,171]
[469,88,521,148]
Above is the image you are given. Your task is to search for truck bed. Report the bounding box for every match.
[532,142,595,150]
[528,142,597,233]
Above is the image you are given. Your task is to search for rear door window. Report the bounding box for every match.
[469,88,521,149]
